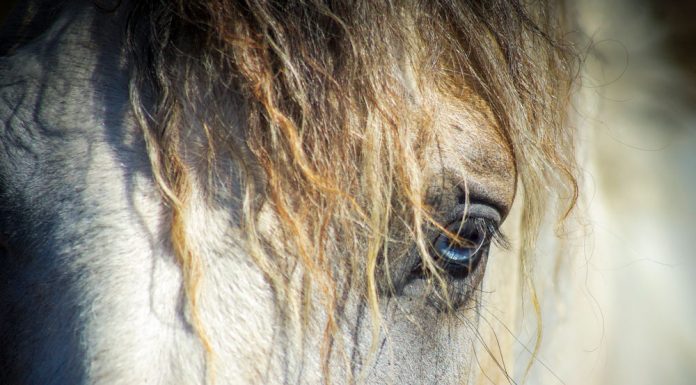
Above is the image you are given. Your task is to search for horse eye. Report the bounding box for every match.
[409,214,500,283]
[432,219,489,279]
[433,226,485,279]
[399,204,506,303]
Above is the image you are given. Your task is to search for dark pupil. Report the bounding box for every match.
[434,229,483,276]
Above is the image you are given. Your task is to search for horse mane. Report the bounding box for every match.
[123,0,579,378]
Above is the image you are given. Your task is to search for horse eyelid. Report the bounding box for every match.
[444,215,508,251]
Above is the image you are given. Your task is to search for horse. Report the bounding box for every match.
[4,0,692,384]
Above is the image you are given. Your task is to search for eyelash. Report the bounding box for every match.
[454,216,508,250]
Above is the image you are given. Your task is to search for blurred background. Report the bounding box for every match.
[581,1,696,383]
[518,1,696,384]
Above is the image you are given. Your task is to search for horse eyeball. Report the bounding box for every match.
[433,226,485,278]
[430,206,506,280]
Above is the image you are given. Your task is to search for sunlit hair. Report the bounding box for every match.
[127,0,578,381]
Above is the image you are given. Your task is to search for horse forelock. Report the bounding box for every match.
[122,0,580,379]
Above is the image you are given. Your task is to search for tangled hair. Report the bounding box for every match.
[126,0,578,378]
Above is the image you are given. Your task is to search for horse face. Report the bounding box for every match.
[0,2,518,384]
